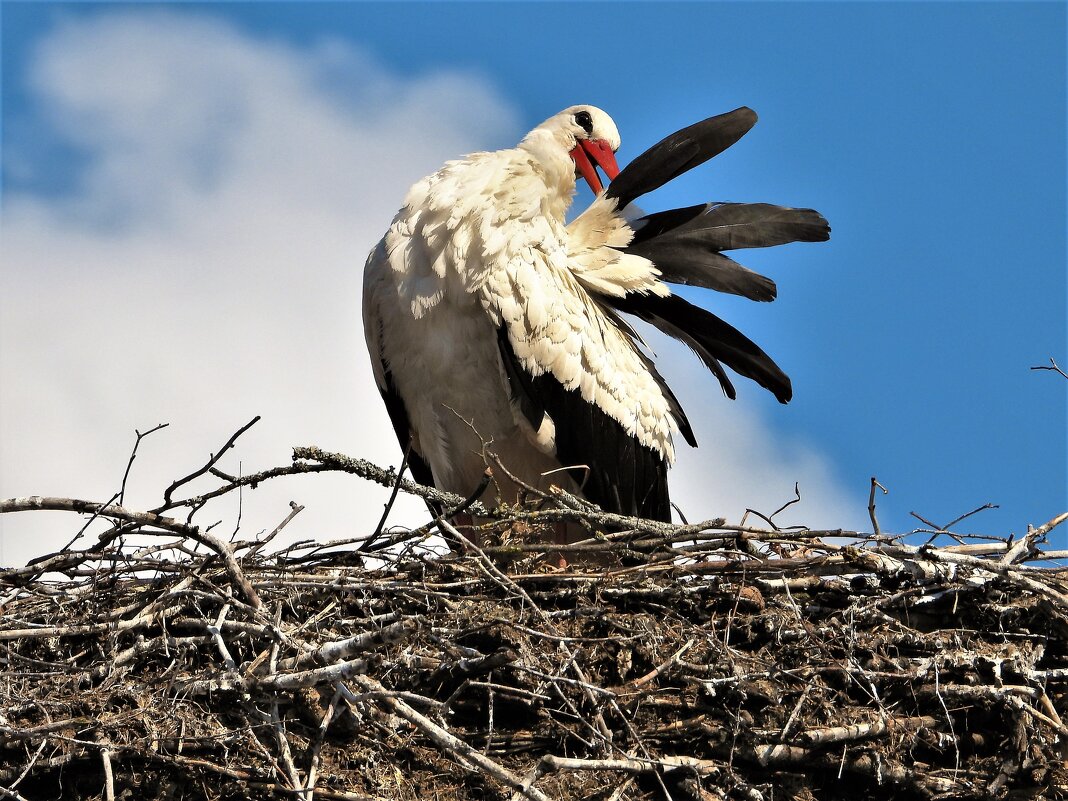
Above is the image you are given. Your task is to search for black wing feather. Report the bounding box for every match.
[626,242,778,301]
[496,327,672,522]
[605,107,758,209]
[611,294,792,404]
[378,368,437,490]
[632,203,831,250]
[496,326,546,432]
[623,203,831,301]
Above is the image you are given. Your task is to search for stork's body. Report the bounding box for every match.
[364,106,829,522]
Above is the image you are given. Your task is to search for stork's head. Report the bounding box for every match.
[521,105,621,195]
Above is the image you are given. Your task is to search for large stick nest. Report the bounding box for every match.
[2,445,1067,801]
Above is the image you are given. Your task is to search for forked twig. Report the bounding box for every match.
[869,477,888,536]
[119,422,169,505]
[1031,357,1068,380]
[153,416,261,513]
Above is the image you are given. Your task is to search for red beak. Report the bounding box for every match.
[569,138,620,195]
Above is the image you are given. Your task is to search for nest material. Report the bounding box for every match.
[2,456,1068,801]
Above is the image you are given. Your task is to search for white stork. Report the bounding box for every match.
[363,106,828,526]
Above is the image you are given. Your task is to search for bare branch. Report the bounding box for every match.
[868,477,887,536]
[119,422,169,505]
[153,415,261,513]
[1031,357,1068,380]
[0,497,260,609]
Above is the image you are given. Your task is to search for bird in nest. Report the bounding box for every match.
[363,105,829,541]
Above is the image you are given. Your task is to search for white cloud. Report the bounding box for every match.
[0,11,521,565]
[0,10,863,566]
[671,386,868,532]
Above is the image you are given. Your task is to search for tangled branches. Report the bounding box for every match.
[1,440,1067,801]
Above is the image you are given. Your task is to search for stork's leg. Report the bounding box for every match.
[451,512,478,549]
[551,522,619,568]
[551,521,570,569]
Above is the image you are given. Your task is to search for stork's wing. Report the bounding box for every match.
[483,248,679,521]
[363,243,437,491]
[566,109,830,409]
[599,108,829,302]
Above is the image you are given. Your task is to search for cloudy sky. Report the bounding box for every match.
[1,3,1065,566]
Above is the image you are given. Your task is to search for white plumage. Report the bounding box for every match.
[364,105,830,522]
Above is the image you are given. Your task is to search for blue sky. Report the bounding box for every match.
[1,2,1065,560]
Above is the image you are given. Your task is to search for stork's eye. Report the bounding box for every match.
[574,110,594,136]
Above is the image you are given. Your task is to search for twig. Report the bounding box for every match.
[628,639,694,688]
[251,656,377,692]
[153,415,261,513]
[868,477,887,536]
[0,497,261,609]
[119,422,169,505]
[769,482,803,521]
[51,492,122,558]
[1031,511,1068,539]
[304,685,344,801]
[101,748,115,801]
[1031,357,1068,379]
[275,618,419,672]
[943,502,999,530]
[246,501,305,557]
[796,715,940,746]
[1001,526,1043,567]
[361,446,413,553]
[270,700,303,792]
[910,510,941,531]
[538,753,722,775]
[742,507,779,532]
[351,675,553,801]
[451,467,494,518]
[208,602,237,670]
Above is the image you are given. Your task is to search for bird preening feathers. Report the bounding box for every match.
[363,105,829,528]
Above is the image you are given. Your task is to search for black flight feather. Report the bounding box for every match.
[605,107,758,210]
[626,242,778,301]
[496,326,672,522]
[622,203,832,301]
[378,369,437,490]
[631,203,831,250]
[610,294,793,404]
[496,326,546,432]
